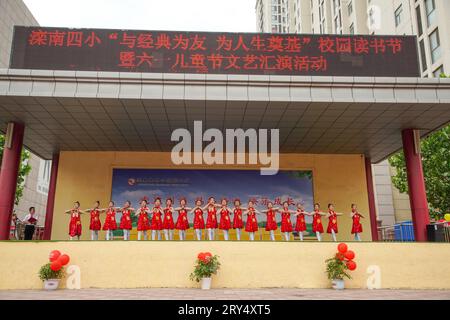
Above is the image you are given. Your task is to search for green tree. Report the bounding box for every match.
[389,125,450,220]
[0,135,32,205]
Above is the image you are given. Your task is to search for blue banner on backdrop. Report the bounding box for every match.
[111,169,314,226]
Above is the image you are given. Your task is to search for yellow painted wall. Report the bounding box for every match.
[51,152,372,242]
[1,242,449,290]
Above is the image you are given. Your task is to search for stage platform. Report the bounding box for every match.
[1,241,449,290]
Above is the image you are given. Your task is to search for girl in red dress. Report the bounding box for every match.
[232,199,245,241]
[83,201,105,241]
[118,201,135,241]
[103,201,118,241]
[203,197,220,241]
[350,203,364,241]
[294,203,307,241]
[309,203,327,242]
[151,197,163,241]
[280,201,295,241]
[327,203,344,242]
[65,201,83,240]
[218,199,232,241]
[191,198,205,241]
[163,198,175,240]
[135,200,150,241]
[261,202,279,241]
[244,201,261,241]
[175,198,191,241]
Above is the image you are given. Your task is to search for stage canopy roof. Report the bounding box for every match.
[0,69,449,162]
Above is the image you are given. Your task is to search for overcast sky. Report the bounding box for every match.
[23,0,256,32]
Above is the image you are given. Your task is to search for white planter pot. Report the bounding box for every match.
[43,279,60,290]
[331,279,345,290]
[201,277,212,290]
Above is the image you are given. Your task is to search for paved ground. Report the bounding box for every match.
[1,288,450,300]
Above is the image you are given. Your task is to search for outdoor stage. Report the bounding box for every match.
[1,241,449,290]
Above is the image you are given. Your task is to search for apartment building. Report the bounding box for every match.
[256,0,450,225]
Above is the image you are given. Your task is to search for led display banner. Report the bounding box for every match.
[10,26,420,77]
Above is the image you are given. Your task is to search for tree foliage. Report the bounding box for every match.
[0,135,32,205]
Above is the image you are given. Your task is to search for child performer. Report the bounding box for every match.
[294,203,307,241]
[232,199,245,241]
[136,200,151,241]
[65,201,83,240]
[280,201,295,241]
[244,200,261,241]
[163,198,175,240]
[151,197,163,241]
[327,203,344,242]
[218,199,232,241]
[309,203,327,242]
[84,201,105,241]
[175,198,191,241]
[103,201,118,241]
[350,203,364,241]
[119,201,135,241]
[203,197,219,241]
[261,202,278,241]
[191,198,205,241]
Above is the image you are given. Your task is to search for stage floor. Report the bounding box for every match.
[1,288,449,300]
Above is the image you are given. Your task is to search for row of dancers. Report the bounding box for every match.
[65,197,365,242]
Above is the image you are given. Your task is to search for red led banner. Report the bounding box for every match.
[10,26,420,77]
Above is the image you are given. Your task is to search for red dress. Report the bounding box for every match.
[327,211,338,234]
[103,208,117,231]
[295,210,307,232]
[89,209,101,231]
[175,208,190,230]
[120,209,133,230]
[151,207,163,230]
[281,210,293,232]
[312,211,324,233]
[206,207,218,229]
[69,210,82,237]
[193,208,205,229]
[219,208,231,230]
[163,207,175,229]
[265,209,277,231]
[245,208,258,232]
[233,208,244,229]
[351,212,363,234]
[137,207,151,231]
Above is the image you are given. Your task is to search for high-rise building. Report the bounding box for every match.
[256,0,450,226]
[0,0,50,223]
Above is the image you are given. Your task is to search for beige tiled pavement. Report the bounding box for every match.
[1,288,450,300]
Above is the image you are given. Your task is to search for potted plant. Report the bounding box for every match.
[189,252,220,290]
[39,262,65,290]
[325,243,357,290]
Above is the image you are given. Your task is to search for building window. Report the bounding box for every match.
[433,65,444,78]
[394,4,403,27]
[416,5,423,36]
[425,0,436,27]
[419,39,427,72]
[429,28,441,63]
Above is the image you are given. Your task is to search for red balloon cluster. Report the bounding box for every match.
[336,243,357,271]
[197,252,213,264]
[48,250,71,271]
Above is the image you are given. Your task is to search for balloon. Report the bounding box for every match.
[335,253,345,261]
[49,250,61,262]
[344,250,355,260]
[198,252,206,261]
[58,254,70,266]
[50,260,62,271]
[346,260,357,271]
[444,214,450,222]
[337,243,348,254]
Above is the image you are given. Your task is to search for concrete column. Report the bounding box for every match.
[365,157,379,241]
[43,153,60,240]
